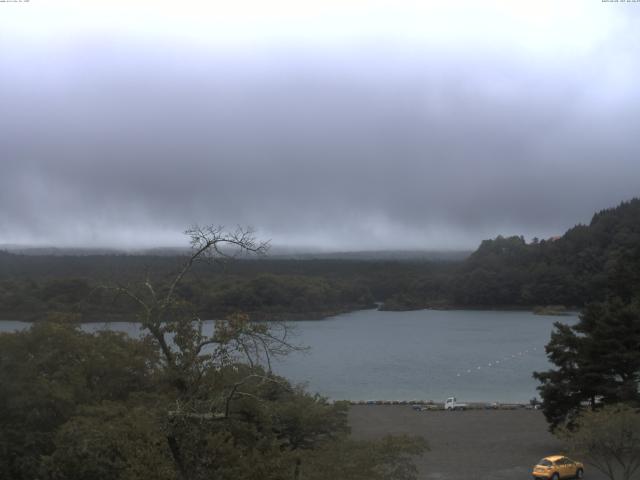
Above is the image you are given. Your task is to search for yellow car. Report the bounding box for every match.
[532,455,584,479]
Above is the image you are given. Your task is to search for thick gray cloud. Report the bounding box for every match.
[1,7,640,250]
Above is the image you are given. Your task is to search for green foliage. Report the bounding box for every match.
[0,225,427,480]
[449,199,640,307]
[2,199,640,316]
[47,402,175,480]
[0,270,377,321]
[379,198,640,309]
[0,323,158,479]
[0,321,426,480]
[534,298,640,430]
[202,274,375,318]
[557,405,640,480]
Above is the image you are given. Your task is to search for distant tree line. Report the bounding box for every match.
[0,254,450,321]
[2,199,640,321]
[0,273,376,321]
[0,226,427,480]
[384,199,640,310]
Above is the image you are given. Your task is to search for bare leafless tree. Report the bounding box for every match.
[101,226,305,480]
[106,225,292,377]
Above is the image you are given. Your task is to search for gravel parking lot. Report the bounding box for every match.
[348,406,606,480]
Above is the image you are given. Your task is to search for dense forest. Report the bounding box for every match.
[0,229,427,480]
[0,253,452,321]
[390,198,640,310]
[1,199,639,321]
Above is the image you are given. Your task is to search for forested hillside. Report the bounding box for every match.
[382,198,640,310]
[0,253,453,320]
[1,199,639,320]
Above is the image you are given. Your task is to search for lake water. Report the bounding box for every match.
[0,309,577,403]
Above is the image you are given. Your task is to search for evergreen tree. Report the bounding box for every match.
[534,298,640,430]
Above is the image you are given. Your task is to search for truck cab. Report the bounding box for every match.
[445,397,468,410]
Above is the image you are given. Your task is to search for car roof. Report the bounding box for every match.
[544,455,565,462]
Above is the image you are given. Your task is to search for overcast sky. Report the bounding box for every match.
[1,1,639,250]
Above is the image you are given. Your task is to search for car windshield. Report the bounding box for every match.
[538,459,553,467]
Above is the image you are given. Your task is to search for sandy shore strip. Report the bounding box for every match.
[348,405,607,480]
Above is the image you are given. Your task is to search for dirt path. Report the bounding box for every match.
[348,406,606,480]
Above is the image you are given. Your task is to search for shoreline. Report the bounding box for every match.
[0,304,580,323]
[341,400,536,409]
[0,307,369,323]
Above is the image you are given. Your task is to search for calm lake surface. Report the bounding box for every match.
[0,309,577,403]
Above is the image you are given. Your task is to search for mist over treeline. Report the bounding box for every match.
[2,199,638,321]
[2,3,640,251]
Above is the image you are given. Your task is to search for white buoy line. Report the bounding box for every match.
[454,345,542,378]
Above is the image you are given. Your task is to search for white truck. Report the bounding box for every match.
[444,397,468,411]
